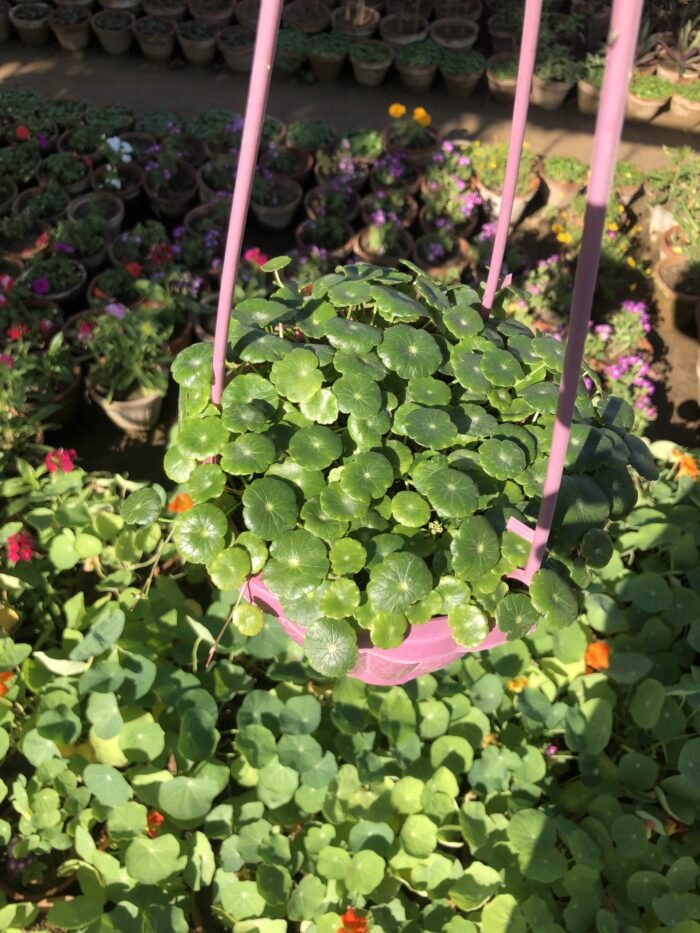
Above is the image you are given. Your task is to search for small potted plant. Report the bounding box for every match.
[332,0,380,39]
[58,123,105,160]
[541,154,588,209]
[670,79,700,125]
[472,142,540,224]
[41,98,87,129]
[304,180,360,223]
[369,152,420,194]
[188,0,233,26]
[133,269,200,353]
[134,110,184,136]
[308,31,351,82]
[90,136,143,207]
[108,219,170,269]
[38,151,90,196]
[349,38,394,86]
[274,27,308,77]
[440,48,486,97]
[296,214,355,259]
[486,52,518,102]
[250,172,303,231]
[8,2,52,46]
[132,14,176,62]
[626,72,673,121]
[142,0,186,19]
[532,46,579,109]
[87,266,140,307]
[430,15,478,52]
[285,119,336,156]
[361,186,418,227]
[0,141,41,187]
[384,102,438,169]
[12,180,70,224]
[177,18,217,65]
[314,139,370,190]
[379,10,429,50]
[395,38,441,92]
[487,6,518,53]
[282,0,330,35]
[197,153,236,202]
[84,103,135,135]
[82,311,169,433]
[344,127,384,165]
[143,140,198,217]
[67,190,125,238]
[577,51,604,114]
[49,4,91,49]
[218,25,255,72]
[613,160,644,206]
[51,215,109,274]
[260,143,314,185]
[90,7,134,51]
[0,212,48,261]
[353,208,414,264]
[25,252,88,309]
[413,226,469,280]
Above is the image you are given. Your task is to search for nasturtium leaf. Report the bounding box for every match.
[332,372,382,418]
[597,465,638,519]
[521,381,559,413]
[679,738,700,786]
[178,708,220,762]
[257,758,299,810]
[278,733,322,772]
[174,504,227,564]
[316,846,351,880]
[289,425,342,470]
[188,463,226,503]
[422,469,478,518]
[47,897,104,931]
[221,434,276,476]
[69,605,125,661]
[450,517,500,579]
[107,801,148,842]
[324,316,381,353]
[158,776,218,822]
[346,850,386,895]
[264,530,329,601]
[177,417,227,459]
[164,444,196,484]
[480,348,523,386]
[329,539,367,575]
[237,724,276,768]
[630,678,665,730]
[125,834,185,885]
[404,407,458,450]
[320,579,360,618]
[237,532,268,575]
[305,619,358,677]
[581,528,613,568]
[452,349,490,394]
[280,695,322,735]
[408,376,451,406]
[261,255,291,272]
[341,452,394,500]
[86,692,123,741]
[530,569,578,624]
[301,498,349,540]
[478,439,526,481]
[401,814,438,858]
[618,751,659,790]
[287,875,326,922]
[268,460,325,499]
[378,324,442,378]
[449,862,503,911]
[598,395,635,431]
[122,488,162,526]
[496,594,539,639]
[223,372,279,408]
[611,814,648,858]
[118,714,165,762]
[391,491,431,528]
[83,764,132,807]
[449,605,489,648]
[617,571,672,613]
[368,553,433,613]
[300,388,339,425]
[624,434,659,480]
[222,402,272,435]
[431,735,474,773]
[242,478,299,540]
[208,547,251,591]
[443,305,483,339]
[256,863,292,905]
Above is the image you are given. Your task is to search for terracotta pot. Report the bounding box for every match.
[349,40,394,86]
[144,162,198,217]
[658,225,687,264]
[0,223,49,261]
[68,191,125,237]
[295,220,355,260]
[88,376,165,433]
[119,131,157,164]
[360,193,417,228]
[90,163,144,206]
[49,8,91,49]
[413,234,469,279]
[352,227,415,266]
[542,174,583,209]
[218,26,254,71]
[0,180,18,216]
[379,13,428,49]
[656,60,683,83]
[260,146,314,185]
[187,0,233,25]
[530,74,574,110]
[9,4,52,45]
[282,0,330,34]
[304,186,360,223]
[487,15,515,53]
[653,257,699,330]
[37,164,89,197]
[577,78,600,115]
[479,175,540,225]
[12,187,66,223]
[142,0,186,19]
[669,88,700,125]
[132,15,175,61]
[177,23,217,64]
[250,178,303,230]
[442,67,483,97]
[330,4,379,38]
[396,60,438,92]
[486,53,517,102]
[418,205,478,240]
[429,16,478,51]
[383,126,439,170]
[308,50,346,82]
[314,162,369,193]
[626,90,669,122]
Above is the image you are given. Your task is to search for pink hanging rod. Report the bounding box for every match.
[508,0,644,586]
[481,0,543,317]
[211,0,284,406]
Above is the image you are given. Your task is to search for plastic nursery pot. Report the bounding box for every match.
[349,40,394,86]
[530,75,575,110]
[486,53,518,102]
[653,256,699,331]
[9,3,52,45]
[91,7,133,50]
[282,0,330,35]
[67,191,125,238]
[87,375,165,434]
[542,174,584,210]
[429,17,478,51]
[577,78,600,115]
[330,4,379,39]
[250,178,303,231]
[241,575,512,686]
[187,0,233,26]
[379,13,429,50]
[352,227,415,266]
[670,86,700,125]
[218,26,255,72]
[132,15,175,61]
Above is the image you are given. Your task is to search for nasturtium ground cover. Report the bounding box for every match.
[164,260,655,675]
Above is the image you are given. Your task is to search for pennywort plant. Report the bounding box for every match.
[163,261,655,676]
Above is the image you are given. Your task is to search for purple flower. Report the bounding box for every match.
[583,375,594,392]
[594,324,612,340]
[31,277,50,295]
[54,241,75,255]
[37,132,48,150]
[172,225,186,240]
[545,744,558,757]
[371,209,386,226]
[105,302,126,319]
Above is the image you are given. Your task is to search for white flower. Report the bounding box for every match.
[105,136,122,153]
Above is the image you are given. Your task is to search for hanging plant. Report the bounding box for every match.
[164,261,655,678]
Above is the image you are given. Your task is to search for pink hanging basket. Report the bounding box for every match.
[241,575,512,686]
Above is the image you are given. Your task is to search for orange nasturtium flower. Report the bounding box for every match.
[338,907,368,933]
[584,641,610,671]
[413,106,431,127]
[146,810,165,838]
[168,493,194,514]
[0,671,14,698]
[670,449,699,481]
[506,676,528,693]
[388,102,406,119]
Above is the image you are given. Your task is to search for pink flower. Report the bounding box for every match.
[44,448,77,474]
[0,354,13,369]
[244,247,269,268]
[148,243,173,266]
[7,531,34,563]
[545,744,558,757]
[31,277,50,296]
[6,323,29,341]
[105,302,126,319]
[78,320,96,342]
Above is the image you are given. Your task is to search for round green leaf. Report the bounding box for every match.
[332,372,382,418]
[172,342,213,388]
[341,452,394,500]
[264,529,329,601]
[368,553,433,613]
[452,349,490,394]
[618,571,672,613]
[125,834,184,884]
[177,416,227,459]
[400,814,438,858]
[174,504,227,564]
[270,348,323,403]
[289,426,343,470]
[158,776,218,822]
[346,850,385,895]
[449,604,489,647]
[164,444,196,484]
[122,488,162,526]
[233,603,264,636]
[679,738,700,786]
[242,478,299,540]
[319,579,360,618]
[450,517,500,579]
[277,733,322,772]
[630,678,665,730]
[187,463,226,503]
[222,401,273,435]
[496,594,539,639]
[404,407,458,450]
[221,434,276,476]
[305,619,358,677]
[530,569,578,624]
[83,764,132,808]
[479,439,526,480]
[257,863,292,905]
[378,324,442,378]
[319,483,368,521]
[422,468,478,518]
[209,547,251,591]
[316,846,351,880]
[329,539,367,575]
[301,497,350,540]
[237,724,277,768]
[257,758,299,809]
[408,376,451,406]
[325,317,381,353]
[443,306,483,339]
[480,348,523,387]
[391,491,431,528]
[581,528,614,568]
[299,388,340,425]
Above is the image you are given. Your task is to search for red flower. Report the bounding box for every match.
[93,287,108,300]
[44,448,77,474]
[0,671,13,699]
[6,531,34,564]
[168,493,194,513]
[0,274,13,293]
[35,232,50,250]
[39,319,55,337]
[125,262,143,278]
[6,323,30,341]
[244,247,269,268]
[149,243,174,266]
[146,810,165,838]
[584,641,610,672]
[338,908,368,933]
[78,320,96,342]
[15,124,30,141]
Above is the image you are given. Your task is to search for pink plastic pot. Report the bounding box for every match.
[241,575,513,686]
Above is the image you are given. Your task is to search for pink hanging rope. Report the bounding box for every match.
[211,0,284,406]
[481,0,543,317]
[508,0,644,586]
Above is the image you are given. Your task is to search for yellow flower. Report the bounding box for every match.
[507,676,529,693]
[473,140,480,146]
[523,141,531,149]
[481,733,499,749]
[388,102,406,119]
[626,257,636,268]
[489,160,497,169]
[552,223,563,234]
[413,106,431,127]
[617,203,625,213]
[607,222,618,232]
[557,232,572,244]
